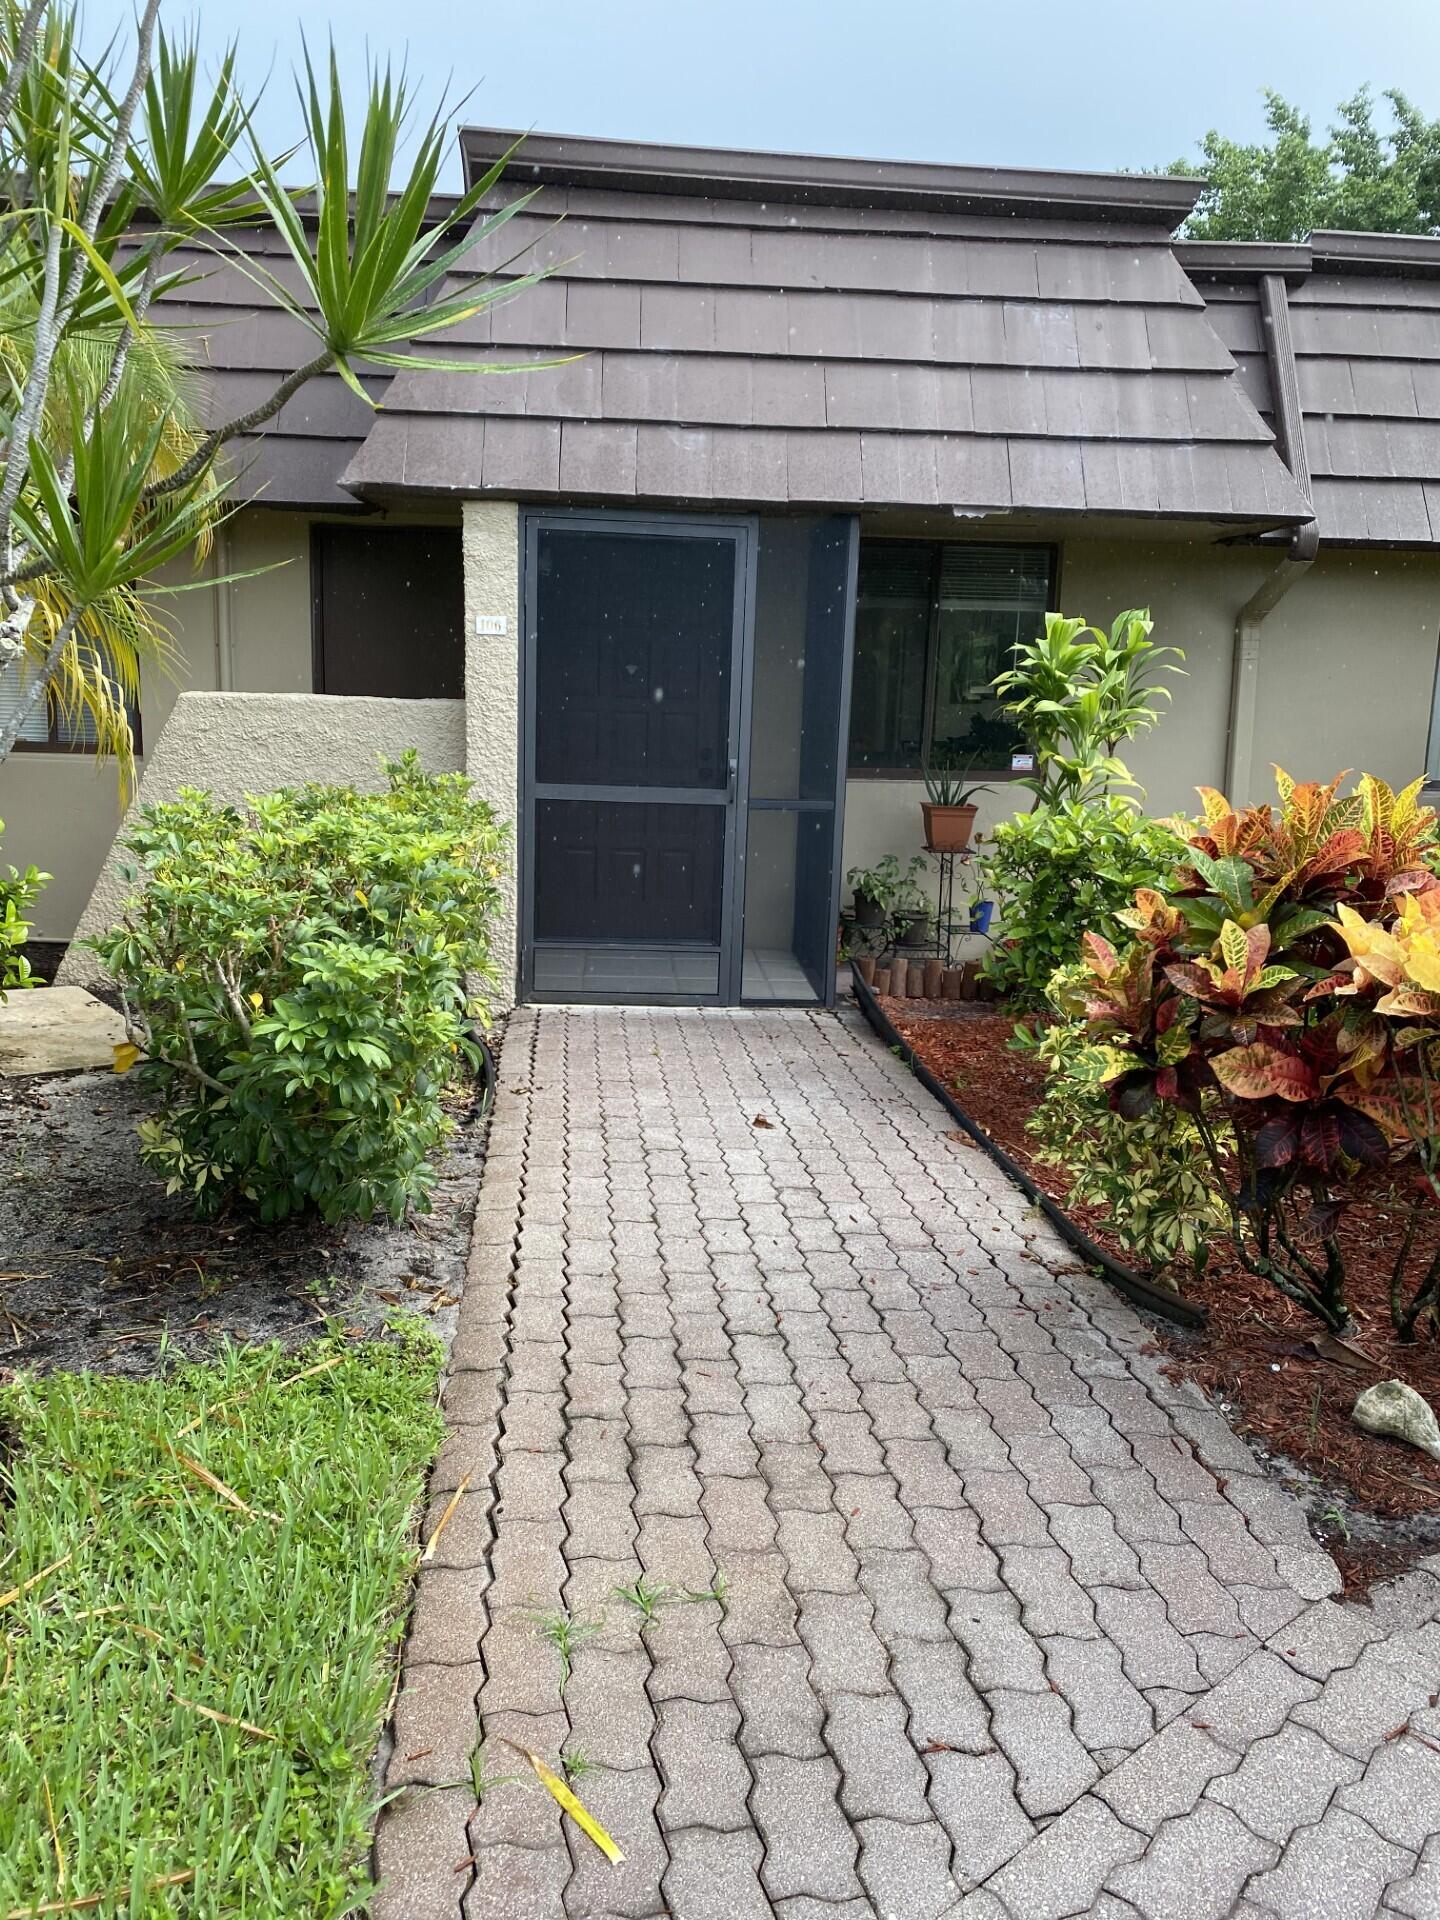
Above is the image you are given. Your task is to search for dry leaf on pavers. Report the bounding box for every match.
[752,1114,774,1129]
[420,1472,471,1563]
[502,1742,626,1863]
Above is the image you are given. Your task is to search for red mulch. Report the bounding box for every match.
[881,995,1440,1529]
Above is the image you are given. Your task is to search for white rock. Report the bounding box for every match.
[1352,1379,1440,1463]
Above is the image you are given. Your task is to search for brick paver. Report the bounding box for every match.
[374,1006,1440,1920]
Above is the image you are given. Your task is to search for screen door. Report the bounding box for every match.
[523,515,752,1001]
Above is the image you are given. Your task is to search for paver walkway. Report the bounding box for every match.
[375,1006,1440,1920]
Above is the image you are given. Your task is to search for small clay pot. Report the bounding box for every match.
[896,912,932,950]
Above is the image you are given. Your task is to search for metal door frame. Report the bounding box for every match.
[519,508,759,1006]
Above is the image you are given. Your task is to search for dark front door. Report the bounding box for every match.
[524,515,752,1001]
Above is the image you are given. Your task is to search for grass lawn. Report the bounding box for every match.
[0,1328,446,1918]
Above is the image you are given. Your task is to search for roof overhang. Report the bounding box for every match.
[1179,230,1440,284]
[459,127,1204,229]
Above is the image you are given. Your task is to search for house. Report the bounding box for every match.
[9,130,1440,1009]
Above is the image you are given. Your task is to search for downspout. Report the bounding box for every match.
[1224,271,1320,798]
[212,524,234,691]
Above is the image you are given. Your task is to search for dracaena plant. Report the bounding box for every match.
[991,607,1184,807]
[0,5,545,778]
[1048,768,1440,1337]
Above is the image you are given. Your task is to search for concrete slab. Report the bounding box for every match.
[0,984,128,1076]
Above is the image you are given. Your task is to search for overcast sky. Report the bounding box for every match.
[93,0,1439,188]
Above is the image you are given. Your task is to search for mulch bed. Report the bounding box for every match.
[0,1063,489,1382]
[880,995,1440,1562]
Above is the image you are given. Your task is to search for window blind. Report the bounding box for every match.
[938,543,1051,609]
[856,542,934,603]
[0,654,52,744]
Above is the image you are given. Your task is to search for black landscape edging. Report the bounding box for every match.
[851,972,1207,1330]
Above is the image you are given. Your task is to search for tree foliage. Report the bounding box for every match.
[1170,86,1440,241]
[0,2,540,779]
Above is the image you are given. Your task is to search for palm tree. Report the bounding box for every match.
[0,280,222,772]
[0,1,543,779]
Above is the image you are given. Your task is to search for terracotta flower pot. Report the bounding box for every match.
[921,802,978,852]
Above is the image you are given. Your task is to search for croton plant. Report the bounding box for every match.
[1061,769,1440,1338]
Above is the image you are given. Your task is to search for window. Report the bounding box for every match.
[848,540,1055,772]
[0,644,140,753]
[312,524,464,697]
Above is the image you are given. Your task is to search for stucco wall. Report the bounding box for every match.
[462,499,521,1006]
[222,512,315,694]
[0,509,314,942]
[840,540,1440,940]
[57,690,465,987]
[1249,549,1440,790]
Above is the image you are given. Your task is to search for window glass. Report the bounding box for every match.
[0,643,136,751]
[847,540,1052,771]
[849,543,930,770]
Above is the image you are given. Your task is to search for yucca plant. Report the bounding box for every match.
[0,3,545,778]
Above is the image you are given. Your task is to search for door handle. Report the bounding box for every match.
[727,757,738,803]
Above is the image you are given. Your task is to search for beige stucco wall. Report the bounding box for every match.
[1248,549,1440,791]
[840,539,1440,938]
[461,499,521,1006]
[0,508,315,942]
[221,512,315,694]
[57,690,465,988]
[1064,540,1440,809]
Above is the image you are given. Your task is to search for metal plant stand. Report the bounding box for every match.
[932,847,976,966]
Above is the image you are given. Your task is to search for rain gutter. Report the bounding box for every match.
[1225,272,1319,797]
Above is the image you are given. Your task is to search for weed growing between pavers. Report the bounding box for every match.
[529,1608,602,1693]
[0,1327,444,1918]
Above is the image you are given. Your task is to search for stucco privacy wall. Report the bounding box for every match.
[461,499,521,1005]
[0,509,314,941]
[840,541,1440,924]
[57,691,465,989]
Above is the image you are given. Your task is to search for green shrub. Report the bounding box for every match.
[1,814,48,995]
[979,799,1181,1010]
[1018,990,1225,1277]
[91,753,507,1223]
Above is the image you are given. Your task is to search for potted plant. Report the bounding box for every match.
[921,752,990,853]
[891,855,934,949]
[847,856,899,928]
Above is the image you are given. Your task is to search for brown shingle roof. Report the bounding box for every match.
[1182,233,1440,545]
[344,130,1310,527]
